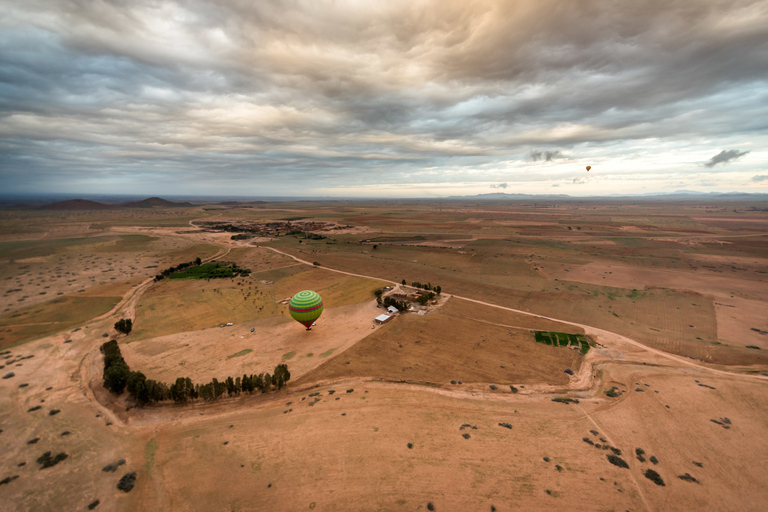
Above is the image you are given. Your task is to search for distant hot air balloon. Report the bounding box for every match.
[288,290,324,330]
[586,165,591,172]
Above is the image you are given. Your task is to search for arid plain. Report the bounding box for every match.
[1,198,767,512]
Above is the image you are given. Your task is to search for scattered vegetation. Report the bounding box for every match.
[636,447,646,463]
[605,386,621,397]
[678,473,700,483]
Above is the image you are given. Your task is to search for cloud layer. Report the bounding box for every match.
[1,0,767,196]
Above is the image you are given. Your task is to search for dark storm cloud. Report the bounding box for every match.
[1,0,767,195]
[704,149,750,168]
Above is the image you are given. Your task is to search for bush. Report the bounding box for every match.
[117,472,137,492]
[650,455,658,464]
[644,469,665,486]
[551,397,579,404]
[509,385,518,393]
[605,386,620,397]
[606,454,629,469]
[678,473,699,483]
[37,451,68,469]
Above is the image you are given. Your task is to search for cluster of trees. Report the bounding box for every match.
[383,296,409,312]
[409,281,441,295]
[209,223,260,233]
[416,292,436,305]
[154,257,203,281]
[101,340,291,405]
[114,318,133,335]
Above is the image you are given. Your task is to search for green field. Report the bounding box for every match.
[534,330,592,355]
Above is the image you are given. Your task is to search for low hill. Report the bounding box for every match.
[41,199,112,210]
[119,197,194,208]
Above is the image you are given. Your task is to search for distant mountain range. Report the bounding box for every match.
[449,190,768,200]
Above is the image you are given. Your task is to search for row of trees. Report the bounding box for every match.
[101,340,290,405]
[407,281,441,295]
[154,257,203,281]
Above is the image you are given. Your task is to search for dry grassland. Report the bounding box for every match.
[299,305,583,387]
[1,200,767,512]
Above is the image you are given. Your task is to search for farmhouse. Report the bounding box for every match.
[374,314,392,325]
[387,306,398,314]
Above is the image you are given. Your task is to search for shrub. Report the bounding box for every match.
[644,469,665,486]
[678,473,699,483]
[117,472,137,492]
[606,454,629,469]
[37,451,68,469]
[509,385,518,393]
[605,386,620,397]
[407,443,413,449]
[551,397,579,404]
[650,455,658,464]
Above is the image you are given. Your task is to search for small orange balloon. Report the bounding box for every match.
[586,166,591,171]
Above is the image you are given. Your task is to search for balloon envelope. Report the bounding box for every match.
[288,290,324,330]
[586,165,591,171]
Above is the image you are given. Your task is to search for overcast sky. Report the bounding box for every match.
[1,0,767,197]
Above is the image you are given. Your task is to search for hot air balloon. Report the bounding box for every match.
[586,165,591,171]
[288,290,324,330]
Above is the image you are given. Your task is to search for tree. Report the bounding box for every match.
[114,318,133,335]
[126,371,147,400]
[195,257,202,265]
[435,285,441,295]
[104,362,130,394]
[401,279,406,285]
